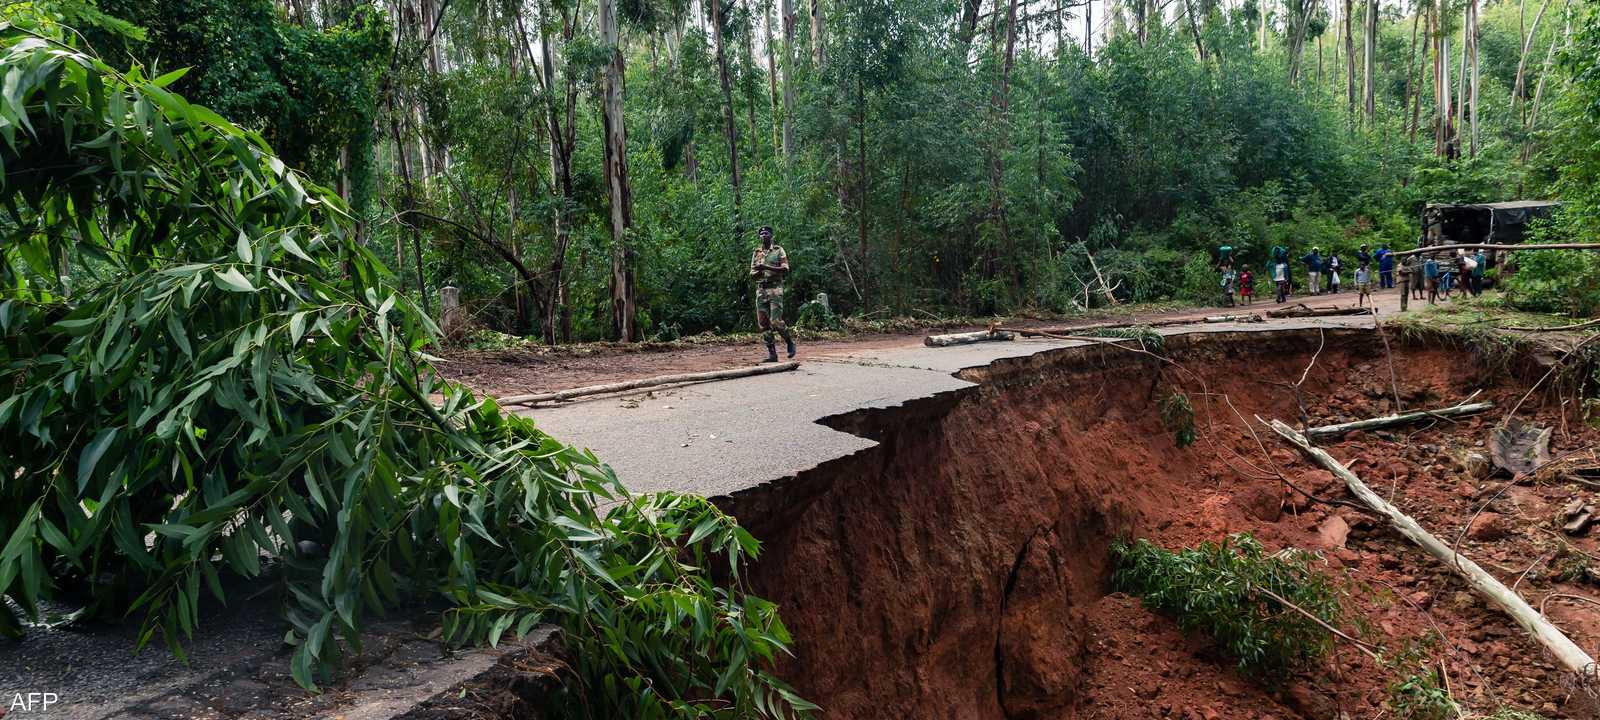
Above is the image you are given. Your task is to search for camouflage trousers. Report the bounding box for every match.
[755,286,791,344]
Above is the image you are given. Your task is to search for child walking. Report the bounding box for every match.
[1355,264,1372,308]
[1239,268,1254,306]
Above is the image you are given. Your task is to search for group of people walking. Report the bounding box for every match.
[1219,241,1490,310]
[1231,242,1396,306]
[1405,248,1486,305]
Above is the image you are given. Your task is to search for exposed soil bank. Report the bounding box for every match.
[724,329,1600,719]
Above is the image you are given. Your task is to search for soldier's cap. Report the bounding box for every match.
[758,226,774,236]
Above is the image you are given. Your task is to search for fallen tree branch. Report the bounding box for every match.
[998,327,1149,348]
[1266,304,1369,319]
[499,362,801,406]
[923,329,1015,347]
[1503,318,1600,332]
[1391,242,1600,258]
[1252,585,1383,661]
[1266,418,1600,688]
[1015,313,1263,338]
[1304,401,1496,440]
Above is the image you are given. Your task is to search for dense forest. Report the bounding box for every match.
[38,0,1600,339]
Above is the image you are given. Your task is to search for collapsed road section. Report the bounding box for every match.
[722,329,1600,719]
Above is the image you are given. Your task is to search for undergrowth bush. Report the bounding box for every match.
[1083,325,1165,351]
[1501,249,1600,317]
[1160,391,1196,448]
[0,26,809,718]
[1111,533,1350,680]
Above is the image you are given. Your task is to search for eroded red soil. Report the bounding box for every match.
[732,329,1600,719]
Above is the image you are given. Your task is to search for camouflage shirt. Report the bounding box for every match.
[751,244,789,289]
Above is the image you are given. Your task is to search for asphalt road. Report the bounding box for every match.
[520,311,1383,498]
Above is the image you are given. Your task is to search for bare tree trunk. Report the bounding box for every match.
[1437,15,1451,156]
[1362,0,1376,122]
[1512,0,1555,119]
[1286,0,1315,82]
[1468,0,1480,155]
[713,0,746,234]
[1084,0,1092,56]
[781,0,796,158]
[600,0,637,341]
[1183,0,1209,61]
[740,0,761,158]
[1522,2,1570,163]
[1406,3,1422,141]
[809,0,824,67]
[959,0,985,49]
[1455,13,1467,154]
[763,0,780,155]
[1344,0,1356,118]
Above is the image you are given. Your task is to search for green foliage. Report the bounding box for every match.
[1387,670,1458,720]
[89,0,390,180]
[1381,634,1458,720]
[1160,392,1197,448]
[1083,325,1165,351]
[1501,249,1600,317]
[794,296,842,332]
[0,26,809,718]
[1111,533,1348,680]
[1480,709,1551,720]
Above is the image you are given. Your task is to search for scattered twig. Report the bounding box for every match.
[1371,307,1404,412]
[1267,418,1600,685]
[1504,318,1600,332]
[1505,331,1600,425]
[1253,584,1384,661]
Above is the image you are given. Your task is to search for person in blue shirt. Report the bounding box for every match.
[1376,244,1395,288]
[1301,248,1323,294]
[1472,250,1487,296]
[1423,256,1440,304]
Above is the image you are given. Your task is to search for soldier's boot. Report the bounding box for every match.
[762,341,779,363]
[782,329,797,358]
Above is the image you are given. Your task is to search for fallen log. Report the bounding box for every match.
[1304,401,1495,440]
[1016,313,1261,338]
[1391,242,1600,258]
[1504,318,1600,332]
[924,329,1015,347]
[498,361,801,406]
[1266,418,1599,686]
[1266,304,1368,319]
[1017,320,1129,337]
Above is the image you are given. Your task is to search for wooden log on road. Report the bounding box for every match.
[1267,418,1599,686]
[1304,401,1495,440]
[1391,242,1600,258]
[499,361,801,406]
[1017,313,1261,338]
[924,329,1015,347]
[1266,304,1367,319]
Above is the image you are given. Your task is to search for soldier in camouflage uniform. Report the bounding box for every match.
[750,226,797,362]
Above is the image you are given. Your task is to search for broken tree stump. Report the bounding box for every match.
[1267,418,1600,687]
[924,329,1015,347]
[1491,419,1554,476]
[499,362,801,406]
[1304,401,1496,440]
